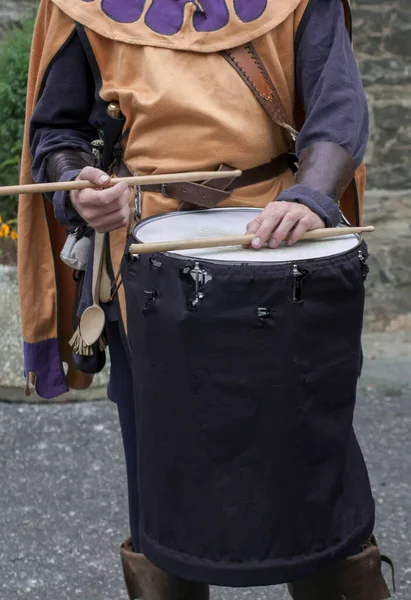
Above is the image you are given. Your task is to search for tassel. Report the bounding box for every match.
[69,326,107,357]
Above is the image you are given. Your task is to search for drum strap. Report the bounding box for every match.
[221,43,299,148]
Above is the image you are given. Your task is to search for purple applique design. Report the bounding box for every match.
[193,0,229,33]
[146,0,229,35]
[145,0,185,35]
[80,0,266,31]
[146,0,228,36]
[102,0,145,23]
[234,0,267,23]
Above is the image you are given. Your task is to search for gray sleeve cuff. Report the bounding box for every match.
[276,184,342,228]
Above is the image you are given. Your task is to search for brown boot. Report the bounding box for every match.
[287,537,393,600]
[120,538,210,600]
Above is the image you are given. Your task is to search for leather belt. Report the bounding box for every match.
[138,153,296,210]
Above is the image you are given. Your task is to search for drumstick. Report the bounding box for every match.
[0,169,242,197]
[129,226,374,255]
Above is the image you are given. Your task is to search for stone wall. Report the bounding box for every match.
[351,0,411,329]
[0,0,36,40]
[352,0,411,191]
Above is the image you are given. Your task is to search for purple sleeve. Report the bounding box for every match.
[295,0,368,166]
[277,0,368,226]
[29,31,100,225]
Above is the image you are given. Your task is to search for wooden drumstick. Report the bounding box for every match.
[129,226,374,255]
[0,169,243,197]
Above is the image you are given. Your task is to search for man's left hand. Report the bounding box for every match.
[246,201,325,249]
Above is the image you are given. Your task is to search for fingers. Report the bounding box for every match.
[92,184,131,233]
[286,217,312,246]
[245,202,326,250]
[267,212,299,248]
[243,215,263,248]
[252,213,283,249]
[83,181,129,209]
[72,181,128,217]
[246,214,263,235]
[70,174,131,232]
[246,203,287,249]
[93,204,131,233]
[78,166,111,187]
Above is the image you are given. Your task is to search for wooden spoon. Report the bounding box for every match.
[79,232,106,346]
[99,246,112,303]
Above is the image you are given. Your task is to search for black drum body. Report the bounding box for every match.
[122,210,375,587]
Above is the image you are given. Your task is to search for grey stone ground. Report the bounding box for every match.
[1,350,410,600]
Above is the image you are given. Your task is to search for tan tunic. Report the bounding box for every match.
[80,4,312,323]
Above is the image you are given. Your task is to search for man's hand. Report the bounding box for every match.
[246,201,325,249]
[70,167,130,233]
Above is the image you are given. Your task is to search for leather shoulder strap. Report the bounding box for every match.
[222,43,298,145]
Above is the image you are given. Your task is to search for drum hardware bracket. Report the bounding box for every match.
[358,250,369,280]
[292,264,309,303]
[257,307,272,323]
[150,257,163,269]
[143,290,158,313]
[189,262,212,308]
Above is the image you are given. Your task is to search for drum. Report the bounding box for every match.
[123,208,375,587]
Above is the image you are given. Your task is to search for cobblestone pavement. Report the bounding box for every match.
[1,376,410,600]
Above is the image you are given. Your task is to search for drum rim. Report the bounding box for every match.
[132,208,363,266]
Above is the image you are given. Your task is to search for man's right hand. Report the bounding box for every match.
[70,166,131,233]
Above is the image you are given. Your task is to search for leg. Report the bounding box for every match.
[287,537,392,600]
[106,321,210,599]
[120,538,210,600]
[105,319,140,549]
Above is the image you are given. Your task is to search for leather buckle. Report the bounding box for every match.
[161,183,170,198]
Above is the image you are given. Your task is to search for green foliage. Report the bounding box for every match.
[0,16,36,221]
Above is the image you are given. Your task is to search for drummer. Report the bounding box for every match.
[20,0,391,598]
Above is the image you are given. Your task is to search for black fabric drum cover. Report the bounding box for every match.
[122,238,375,587]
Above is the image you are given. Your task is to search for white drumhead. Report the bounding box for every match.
[134,208,360,262]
